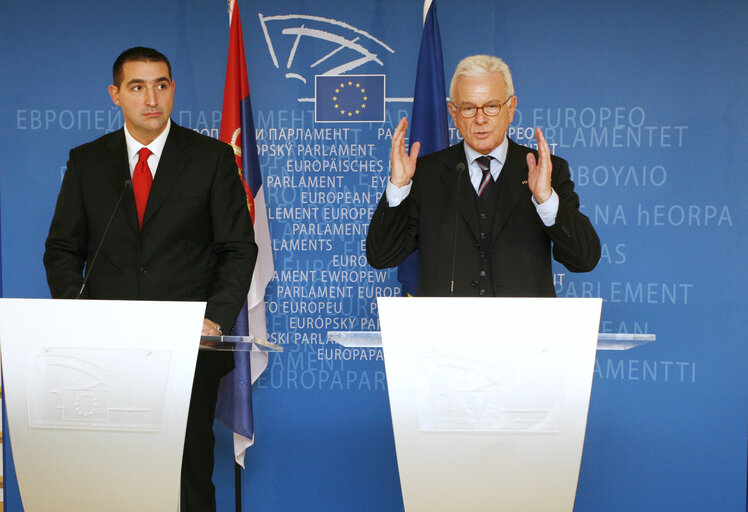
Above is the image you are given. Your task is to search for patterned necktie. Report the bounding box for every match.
[133,147,153,229]
[476,156,493,199]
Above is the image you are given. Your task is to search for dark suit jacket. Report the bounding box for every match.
[44,122,257,332]
[366,139,600,297]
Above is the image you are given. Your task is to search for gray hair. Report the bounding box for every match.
[449,55,515,101]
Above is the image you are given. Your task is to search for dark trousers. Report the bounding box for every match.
[180,350,234,512]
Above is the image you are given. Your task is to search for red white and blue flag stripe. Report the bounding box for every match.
[215,0,274,468]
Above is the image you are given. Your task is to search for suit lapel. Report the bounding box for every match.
[439,143,479,240]
[492,139,529,241]
[103,130,139,234]
[141,123,191,230]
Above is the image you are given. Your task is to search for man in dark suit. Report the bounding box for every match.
[367,55,600,296]
[43,47,257,511]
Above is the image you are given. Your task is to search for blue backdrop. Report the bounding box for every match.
[1,1,746,510]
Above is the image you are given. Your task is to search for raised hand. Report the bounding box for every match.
[389,117,421,187]
[526,127,552,204]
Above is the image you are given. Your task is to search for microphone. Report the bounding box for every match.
[449,163,466,295]
[77,179,132,299]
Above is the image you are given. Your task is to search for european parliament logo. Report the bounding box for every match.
[315,75,385,123]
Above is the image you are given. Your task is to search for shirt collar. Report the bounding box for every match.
[124,119,171,167]
[463,136,509,168]
[463,136,509,181]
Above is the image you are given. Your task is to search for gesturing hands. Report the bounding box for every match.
[389,117,421,188]
[389,119,552,203]
[526,127,553,204]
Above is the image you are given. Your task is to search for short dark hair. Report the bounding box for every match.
[112,47,172,87]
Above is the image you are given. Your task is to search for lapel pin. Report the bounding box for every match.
[521,180,528,185]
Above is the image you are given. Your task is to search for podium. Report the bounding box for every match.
[0,298,280,512]
[331,297,651,512]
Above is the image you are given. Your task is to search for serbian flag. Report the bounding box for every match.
[215,0,275,468]
[397,0,450,296]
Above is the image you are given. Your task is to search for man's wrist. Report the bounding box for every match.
[533,189,559,227]
[385,178,412,207]
[533,189,552,204]
[389,176,409,188]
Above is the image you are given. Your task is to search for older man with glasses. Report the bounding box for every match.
[367,54,600,297]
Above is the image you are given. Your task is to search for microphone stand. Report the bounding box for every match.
[450,163,466,295]
[76,180,132,299]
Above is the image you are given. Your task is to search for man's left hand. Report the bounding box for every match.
[201,318,222,345]
[526,127,553,204]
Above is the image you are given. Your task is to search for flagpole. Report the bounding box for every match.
[235,460,242,512]
[226,2,245,510]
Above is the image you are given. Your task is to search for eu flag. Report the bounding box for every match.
[315,75,385,122]
[397,0,450,296]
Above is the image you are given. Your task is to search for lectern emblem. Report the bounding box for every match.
[25,347,172,432]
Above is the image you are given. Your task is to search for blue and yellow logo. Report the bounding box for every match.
[315,75,385,122]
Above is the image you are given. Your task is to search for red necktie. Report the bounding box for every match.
[133,147,153,229]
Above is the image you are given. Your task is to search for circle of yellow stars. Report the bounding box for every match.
[332,80,368,117]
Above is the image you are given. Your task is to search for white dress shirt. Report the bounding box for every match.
[123,119,171,178]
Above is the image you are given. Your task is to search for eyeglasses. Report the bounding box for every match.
[451,96,514,119]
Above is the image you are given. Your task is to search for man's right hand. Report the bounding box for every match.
[389,117,420,187]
